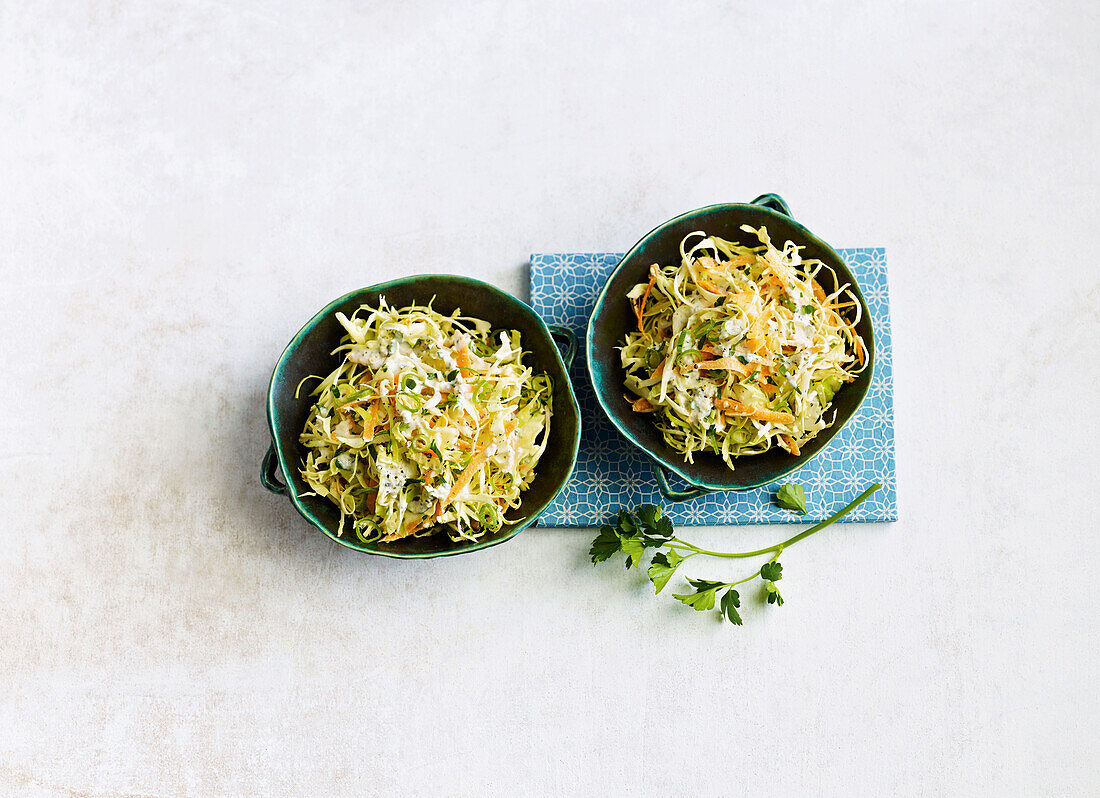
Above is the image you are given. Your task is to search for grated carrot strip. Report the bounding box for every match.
[696,278,726,295]
[694,357,750,376]
[719,400,795,424]
[445,446,490,506]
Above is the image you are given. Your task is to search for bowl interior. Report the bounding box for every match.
[268,275,581,557]
[587,203,875,491]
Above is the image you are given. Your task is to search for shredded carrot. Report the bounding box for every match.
[381,512,433,541]
[694,357,750,376]
[720,400,795,424]
[781,434,800,456]
[363,401,379,437]
[696,278,726,295]
[445,446,490,505]
[631,397,656,412]
[811,279,826,302]
[724,292,756,307]
[455,345,472,369]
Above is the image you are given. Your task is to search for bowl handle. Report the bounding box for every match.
[547,324,578,370]
[261,444,287,495]
[750,193,792,218]
[651,459,716,502]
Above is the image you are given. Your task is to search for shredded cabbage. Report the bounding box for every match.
[621,225,867,468]
[298,299,552,543]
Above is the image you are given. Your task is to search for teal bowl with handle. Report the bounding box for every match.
[585,194,875,501]
[262,275,581,558]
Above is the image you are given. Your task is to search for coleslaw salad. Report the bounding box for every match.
[621,224,867,469]
[298,299,553,543]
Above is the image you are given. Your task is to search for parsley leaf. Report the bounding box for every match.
[621,536,645,569]
[761,561,784,606]
[759,561,783,582]
[775,483,807,514]
[641,515,674,547]
[654,515,673,539]
[720,588,743,625]
[589,525,621,564]
[647,550,682,594]
[673,579,726,611]
[635,504,660,529]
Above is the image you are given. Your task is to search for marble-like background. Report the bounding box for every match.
[1,2,1096,795]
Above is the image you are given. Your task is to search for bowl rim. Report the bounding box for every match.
[585,200,876,492]
[266,273,582,558]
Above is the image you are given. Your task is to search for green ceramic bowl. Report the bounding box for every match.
[586,194,875,501]
[262,275,581,558]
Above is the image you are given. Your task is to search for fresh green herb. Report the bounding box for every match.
[802,304,816,314]
[760,561,784,605]
[646,550,682,593]
[673,579,725,611]
[589,483,880,626]
[775,483,807,514]
[589,525,621,564]
[719,588,743,624]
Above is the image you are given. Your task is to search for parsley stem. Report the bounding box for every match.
[728,571,763,587]
[664,483,880,559]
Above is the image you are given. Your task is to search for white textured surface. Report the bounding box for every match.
[1,2,1097,795]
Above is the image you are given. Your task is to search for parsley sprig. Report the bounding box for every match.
[590,483,880,625]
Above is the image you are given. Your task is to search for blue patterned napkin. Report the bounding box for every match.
[530,249,896,525]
